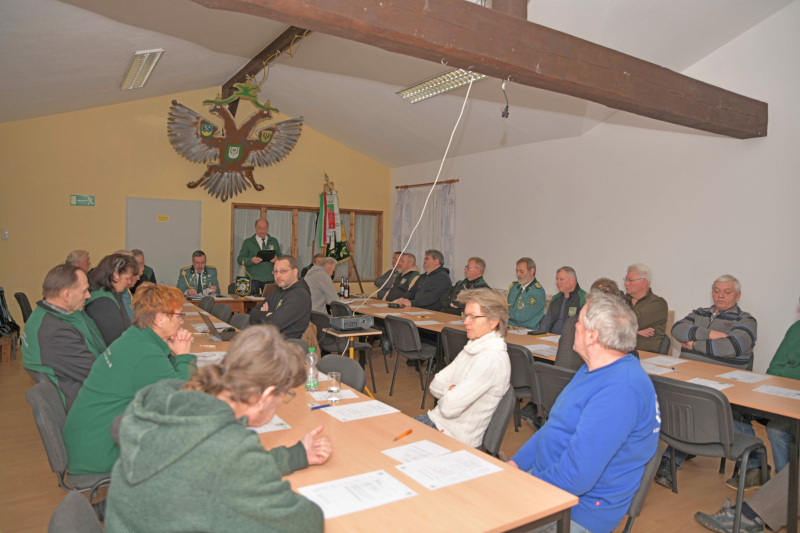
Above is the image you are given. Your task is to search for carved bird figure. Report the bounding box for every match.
[167,83,303,201]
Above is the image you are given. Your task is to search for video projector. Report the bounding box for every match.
[329,314,374,332]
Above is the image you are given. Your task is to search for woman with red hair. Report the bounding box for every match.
[63,283,197,476]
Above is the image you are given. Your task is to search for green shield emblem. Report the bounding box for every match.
[200,122,214,137]
[226,144,242,161]
[260,130,274,143]
[568,306,577,317]
[235,276,251,296]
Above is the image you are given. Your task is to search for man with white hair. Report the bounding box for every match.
[623,263,668,352]
[305,257,339,313]
[508,290,660,533]
[66,250,91,273]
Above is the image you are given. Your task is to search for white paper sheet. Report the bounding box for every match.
[643,356,688,367]
[395,450,503,490]
[191,323,229,334]
[754,385,800,401]
[716,370,771,384]
[412,321,441,326]
[193,351,226,367]
[308,389,359,401]
[182,303,194,307]
[546,335,561,343]
[507,329,531,336]
[320,400,400,422]
[248,415,291,433]
[687,378,733,391]
[640,362,675,375]
[371,303,390,308]
[405,312,432,316]
[449,320,464,325]
[246,295,262,300]
[297,470,417,519]
[382,440,452,464]
[525,344,558,357]
[375,312,407,317]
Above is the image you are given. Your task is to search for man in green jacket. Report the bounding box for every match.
[440,257,490,315]
[237,219,281,296]
[177,250,219,296]
[623,263,668,352]
[507,257,547,330]
[22,264,107,410]
[131,249,156,293]
[539,266,587,335]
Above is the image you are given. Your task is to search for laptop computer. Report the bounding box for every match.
[200,313,237,341]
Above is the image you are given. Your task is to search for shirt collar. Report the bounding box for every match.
[41,300,70,315]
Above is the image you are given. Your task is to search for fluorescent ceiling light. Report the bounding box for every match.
[396,69,486,104]
[120,49,164,90]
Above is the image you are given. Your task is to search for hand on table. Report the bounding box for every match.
[301,425,332,466]
[681,341,694,350]
[187,289,198,296]
[450,303,458,308]
[708,330,729,340]
[167,328,193,355]
[252,257,262,264]
[394,299,411,307]
[637,328,655,337]
[506,460,519,469]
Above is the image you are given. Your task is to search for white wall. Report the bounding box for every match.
[391,1,800,373]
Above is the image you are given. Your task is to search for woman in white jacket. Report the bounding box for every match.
[414,288,511,447]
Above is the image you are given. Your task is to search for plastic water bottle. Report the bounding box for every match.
[305,347,319,392]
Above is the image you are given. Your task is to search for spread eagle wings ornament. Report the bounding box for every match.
[167,82,303,202]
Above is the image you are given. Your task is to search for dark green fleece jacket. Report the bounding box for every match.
[105,380,323,533]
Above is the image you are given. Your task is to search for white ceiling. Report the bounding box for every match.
[0,0,793,168]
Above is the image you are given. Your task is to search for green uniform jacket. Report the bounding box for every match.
[131,265,156,294]
[624,289,668,352]
[105,380,323,533]
[507,279,547,330]
[440,276,490,314]
[177,266,220,294]
[767,321,800,380]
[237,234,281,283]
[62,326,196,475]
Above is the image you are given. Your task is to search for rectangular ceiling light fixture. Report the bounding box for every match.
[120,49,164,90]
[396,68,486,104]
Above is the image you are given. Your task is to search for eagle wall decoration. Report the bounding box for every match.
[167,81,303,201]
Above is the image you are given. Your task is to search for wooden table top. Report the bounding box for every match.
[323,327,382,338]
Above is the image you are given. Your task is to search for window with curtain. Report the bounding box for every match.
[231,207,262,279]
[266,209,293,258]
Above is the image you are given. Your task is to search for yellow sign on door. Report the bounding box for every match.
[157,215,169,222]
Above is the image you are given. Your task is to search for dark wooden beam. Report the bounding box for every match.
[191,0,766,138]
[492,0,526,20]
[223,25,310,116]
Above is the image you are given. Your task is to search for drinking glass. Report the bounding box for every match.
[327,372,341,404]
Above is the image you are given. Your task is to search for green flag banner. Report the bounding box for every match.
[318,190,351,264]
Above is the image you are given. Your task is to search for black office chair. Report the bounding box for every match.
[286,338,309,353]
[309,311,378,392]
[329,301,352,317]
[26,368,53,385]
[48,491,104,533]
[507,344,534,431]
[657,335,672,355]
[210,303,233,323]
[318,354,367,393]
[385,315,437,409]
[620,445,663,533]
[481,387,516,458]
[197,296,215,313]
[440,327,469,366]
[15,292,32,323]
[229,313,251,331]
[529,362,577,423]
[227,282,236,295]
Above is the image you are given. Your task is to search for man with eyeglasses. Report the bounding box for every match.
[507,257,547,330]
[622,263,668,353]
[249,255,311,340]
[177,251,219,297]
[439,257,490,315]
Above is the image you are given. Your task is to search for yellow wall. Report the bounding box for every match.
[0,86,390,305]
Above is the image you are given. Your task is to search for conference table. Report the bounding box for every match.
[185,294,261,314]
[180,302,578,533]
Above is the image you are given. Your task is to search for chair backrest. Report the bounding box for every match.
[48,492,104,533]
[211,303,233,323]
[330,301,353,317]
[26,368,53,385]
[529,362,577,421]
[309,311,346,352]
[626,445,663,523]
[317,354,367,393]
[482,387,516,457]
[680,349,753,370]
[229,313,251,331]
[657,334,672,355]
[651,375,734,450]
[286,338,309,353]
[25,381,69,475]
[227,282,236,295]
[198,296,215,313]
[15,292,32,323]
[384,315,422,354]
[506,344,534,390]
[440,327,469,365]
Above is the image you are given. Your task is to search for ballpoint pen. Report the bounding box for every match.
[393,429,413,442]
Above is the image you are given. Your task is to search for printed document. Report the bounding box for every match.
[298,470,417,519]
[308,389,359,402]
[754,385,800,401]
[396,450,503,490]
[716,371,771,384]
[382,440,452,464]
[248,415,291,433]
[687,378,733,391]
[640,362,674,375]
[412,321,441,326]
[321,400,399,422]
[525,345,558,357]
[643,356,688,367]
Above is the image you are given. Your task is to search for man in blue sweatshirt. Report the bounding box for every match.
[508,290,660,533]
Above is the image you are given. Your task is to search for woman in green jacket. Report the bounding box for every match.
[85,253,139,345]
[63,283,196,476]
[105,325,331,533]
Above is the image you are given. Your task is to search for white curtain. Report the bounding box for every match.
[393,183,456,280]
[297,211,317,270]
[232,208,262,279]
[355,214,376,279]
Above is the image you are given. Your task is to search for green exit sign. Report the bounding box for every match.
[70,195,95,207]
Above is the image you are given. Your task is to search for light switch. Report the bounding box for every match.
[1,229,8,240]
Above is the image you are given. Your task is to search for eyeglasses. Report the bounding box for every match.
[274,269,293,275]
[462,313,487,322]
[276,386,296,404]
[623,277,643,284]
[166,312,186,319]
[464,265,480,270]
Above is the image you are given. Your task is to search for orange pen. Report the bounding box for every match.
[393,429,413,442]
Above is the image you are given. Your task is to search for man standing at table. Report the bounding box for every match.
[177,251,219,296]
[539,266,586,335]
[509,290,660,533]
[393,249,452,312]
[374,251,402,299]
[507,257,546,330]
[439,257,490,315]
[656,274,759,490]
[623,263,668,353]
[237,219,280,296]
[249,256,311,340]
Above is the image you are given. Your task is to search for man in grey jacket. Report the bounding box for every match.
[374,251,402,299]
[305,257,339,313]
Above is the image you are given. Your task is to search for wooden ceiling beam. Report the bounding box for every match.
[193,0,767,138]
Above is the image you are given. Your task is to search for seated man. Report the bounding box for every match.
[237,219,280,295]
[300,254,324,279]
[177,250,219,296]
[66,250,91,273]
[130,249,156,294]
[539,266,586,334]
[509,290,660,533]
[439,257,489,315]
[249,256,311,340]
[393,249,452,311]
[305,257,339,313]
[414,288,510,447]
[656,274,759,489]
[22,264,107,410]
[384,253,420,301]
[374,251,402,299]
[623,263,668,352]
[507,257,546,330]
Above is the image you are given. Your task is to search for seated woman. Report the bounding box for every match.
[105,325,330,533]
[63,283,196,476]
[414,288,511,448]
[85,253,140,345]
